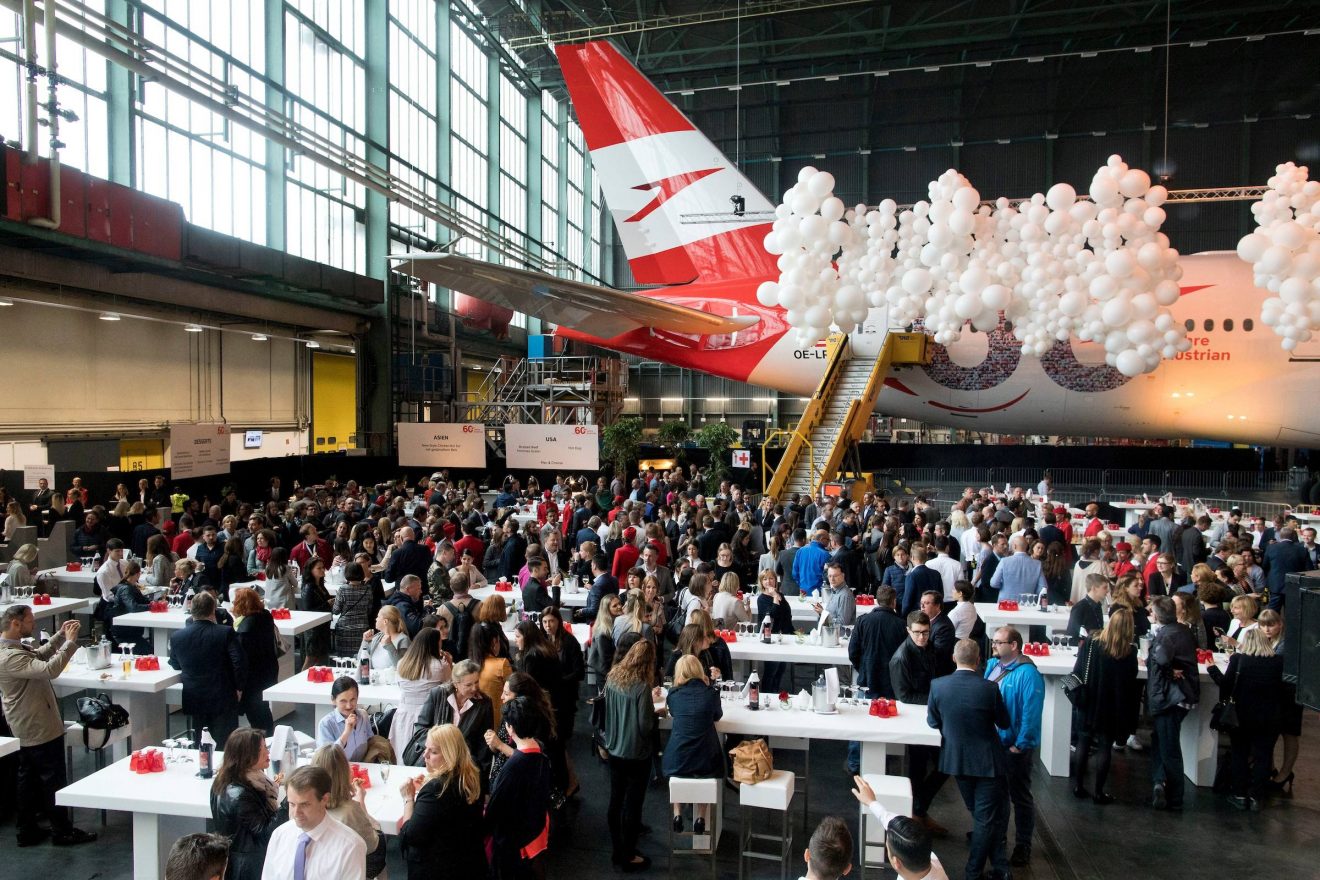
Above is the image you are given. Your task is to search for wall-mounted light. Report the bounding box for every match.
[251,334,268,342]
[184,324,203,332]
[99,312,120,321]
[305,340,321,349]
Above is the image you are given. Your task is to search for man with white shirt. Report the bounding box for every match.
[852,777,950,880]
[261,766,365,880]
[95,538,128,598]
[926,536,962,608]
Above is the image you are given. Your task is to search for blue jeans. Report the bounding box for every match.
[955,775,1009,880]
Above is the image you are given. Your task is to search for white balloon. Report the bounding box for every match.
[820,197,845,222]
[807,171,835,199]
[797,166,818,184]
[756,281,780,307]
[1059,289,1087,317]
[902,268,933,295]
[952,187,981,212]
[1105,250,1136,278]
[1045,183,1076,212]
[1260,245,1293,275]
[1115,348,1146,376]
[1090,175,1121,206]
[1102,297,1134,327]
[804,304,832,328]
[1119,168,1151,198]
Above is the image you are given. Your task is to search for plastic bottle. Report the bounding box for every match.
[357,643,371,685]
[1038,583,1049,614]
[197,728,216,778]
[761,614,773,644]
[747,671,760,711]
[184,586,195,615]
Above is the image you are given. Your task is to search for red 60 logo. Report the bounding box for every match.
[461,425,480,433]
[574,426,592,435]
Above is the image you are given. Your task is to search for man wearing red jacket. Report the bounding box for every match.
[290,523,333,571]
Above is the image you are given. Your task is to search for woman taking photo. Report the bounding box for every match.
[603,640,661,872]
[231,588,279,735]
[1071,607,1139,804]
[391,628,452,760]
[361,605,412,670]
[300,557,333,668]
[310,745,385,878]
[406,659,492,774]
[398,724,485,880]
[331,563,374,659]
[210,727,285,880]
[1210,627,1287,809]
[663,654,723,834]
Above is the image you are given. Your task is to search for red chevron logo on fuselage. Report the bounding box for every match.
[625,168,722,222]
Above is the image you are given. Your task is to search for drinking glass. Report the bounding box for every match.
[118,643,132,676]
[377,760,391,785]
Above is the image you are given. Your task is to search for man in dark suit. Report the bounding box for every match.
[521,556,554,614]
[168,591,245,749]
[578,554,619,622]
[903,545,944,618]
[385,526,432,590]
[130,508,162,559]
[638,544,675,597]
[846,586,908,773]
[1176,515,1210,577]
[1262,526,1311,610]
[921,591,957,677]
[27,477,54,524]
[927,639,1012,880]
[499,517,528,582]
[697,516,724,563]
[888,612,948,834]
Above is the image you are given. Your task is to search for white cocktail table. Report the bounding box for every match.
[55,654,182,758]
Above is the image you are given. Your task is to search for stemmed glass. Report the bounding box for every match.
[377,759,391,786]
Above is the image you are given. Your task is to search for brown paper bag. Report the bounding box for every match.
[729,738,774,785]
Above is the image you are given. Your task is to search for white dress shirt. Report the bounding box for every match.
[95,557,125,595]
[261,813,366,880]
[926,553,962,602]
[864,802,950,880]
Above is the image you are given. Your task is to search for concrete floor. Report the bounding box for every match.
[4,701,1317,880]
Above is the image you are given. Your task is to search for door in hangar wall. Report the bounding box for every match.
[311,352,357,453]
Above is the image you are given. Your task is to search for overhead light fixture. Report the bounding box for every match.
[873,70,889,77]
[1243,115,1258,123]
[813,153,826,159]
[1245,34,1264,42]
[0,298,12,306]
[99,311,120,321]
[824,75,840,82]
[950,140,964,147]
[903,146,916,152]
[922,66,938,73]
[349,347,356,354]
[1027,56,1044,63]
[1134,46,1152,53]
[775,80,790,87]
[997,138,1011,144]
[184,323,203,332]
[769,156,782,162]
[1189,41,1207,47]
[1142,123,1157,131]
[1044,132,1058,139]
[1193,122,1209,128]
[251,333,268,342]
[305,340,321,349]
[975,61,992,68]
[727,85,742,92]
[1092,130,1106,136]
[679,89,694,96]
[1296,113,1312,120]
[1080,51,1098,58]
[858,148,872,155]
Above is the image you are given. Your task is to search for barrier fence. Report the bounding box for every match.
[886,467,1291,498]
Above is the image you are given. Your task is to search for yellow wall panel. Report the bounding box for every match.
[311,353,357,453]
[120,439,165,472]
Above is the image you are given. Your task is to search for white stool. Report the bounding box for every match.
[856,773,914,880]
[667,777,722,879]
[739,769,795,880]
[768,736,810,829]
[64,722,133,825]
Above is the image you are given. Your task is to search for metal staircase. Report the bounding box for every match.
[764,331,930,500]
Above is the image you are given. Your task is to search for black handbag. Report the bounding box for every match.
[75,692,130,750]
[1062,639,1095,706]
[1210,665,1240,732]
[370,706,395,739]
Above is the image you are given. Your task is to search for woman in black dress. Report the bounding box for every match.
[231,587,279,734]
[210,727,285,880]
[398,723,486,879]
[662,654,724,834]
[299,557,333,668]
[1258,610,1303,796]
[1209,626,1287,809]
[1071,608,1139,804]
[513,619,569,798]
[755,568,796,691]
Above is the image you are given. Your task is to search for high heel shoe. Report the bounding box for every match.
[672,814,684,833]
[693,817,706,835]
[1268,772,1295,797]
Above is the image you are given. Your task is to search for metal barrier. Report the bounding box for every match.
[883,467,1290,498]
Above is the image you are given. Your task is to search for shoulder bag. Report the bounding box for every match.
[1061,639,1095,706]
[76,692,130,750]
[1209,660,1240,732]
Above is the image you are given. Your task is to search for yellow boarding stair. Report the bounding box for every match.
[763,331,930,500]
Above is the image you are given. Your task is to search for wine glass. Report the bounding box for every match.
[377,759,391,786]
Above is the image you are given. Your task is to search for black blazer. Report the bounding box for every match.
[407,685,493,770]
[486,748,553,854]
[1210,653,1286,733]
[928,613,956,677]
[168,618,245,716]
[927,669,1011,778]
[848,606,907,698]
[235,610,280,691]
[210,782,285,880]
[902,565,943,617]
[385,540,432,587]
[400,776,486,880]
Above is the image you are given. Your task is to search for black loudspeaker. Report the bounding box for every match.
[1283,572,1320,711]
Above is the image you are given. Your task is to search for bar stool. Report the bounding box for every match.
[738,769,795,880]
[64,721,133,825]
[667,777,722,879]
[855,773,914,880]
[768,735,810,828]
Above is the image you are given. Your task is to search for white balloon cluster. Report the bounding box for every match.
[757,156,1192,377]
[1236,162,1320,352]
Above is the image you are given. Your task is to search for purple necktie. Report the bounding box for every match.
[293,831,312,880]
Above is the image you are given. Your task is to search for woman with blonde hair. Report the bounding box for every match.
[5,543,37,589]
[688,608,733,681]
[361,604,411,669]
[3,499,26,541]
[612,588,655,645]
[662,654,723,834]
[588,593,623,687]
[1209,627,1287,809]
[1256,609,1302,796]
[1223,593,1259,645]
[711,571,751,627]
[398,724,485,879]
[1110,573,1150,638]
[1071,608,1139,804]
[1173,591,1209,649]
[310,744,384,877]
[390,628,451,760]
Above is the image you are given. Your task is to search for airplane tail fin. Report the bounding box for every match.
[556,41,779,286]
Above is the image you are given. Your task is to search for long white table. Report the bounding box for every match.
[0,596,90,625]
[1109,501,1156,529]
[469,583,588,608]
[55,653,182,758]
[57,751,413,880]
[36,566,99,599]
[0,736,17,758]
[976,602,1073,632]
[1027,645,1224,786]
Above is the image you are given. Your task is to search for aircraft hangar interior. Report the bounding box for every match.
[1,3,1319,880]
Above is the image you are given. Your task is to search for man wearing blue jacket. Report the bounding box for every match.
[985,625,1045,869]
[792,530,831,596]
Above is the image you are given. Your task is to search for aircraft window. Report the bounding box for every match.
[1184,319,1195,332]
[1223,319,1234,331]
[1243,318,1254,331]
[1204,319,1214,332]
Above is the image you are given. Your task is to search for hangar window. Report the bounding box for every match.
[1203,319,1215,332]
[1223,319,1234,331]
[1184,319,1195,332]
[1243,318,1254,332]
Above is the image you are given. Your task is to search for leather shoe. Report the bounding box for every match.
[619,855,652,873]
[1072,785,1091,799]
[672,814,684,833]
[1151,783,1167,810]
[693,817,706,835]
[52,828,97,846]
[1228,795,1251,811]
[1010,845,1031,866]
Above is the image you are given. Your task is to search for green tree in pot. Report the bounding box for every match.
[655,420,691,459]
[694,421,740,495]
[601,416,644,484]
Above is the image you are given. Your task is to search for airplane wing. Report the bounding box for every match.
[398,253,759,338]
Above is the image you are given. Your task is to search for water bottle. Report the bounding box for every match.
[747,671,760,711]
[357,644,371,685]
[184,586,195,615]
[92,552,101,571]
[197,727,216,778]
[761,614,773,644]
[1038,584,1049,614]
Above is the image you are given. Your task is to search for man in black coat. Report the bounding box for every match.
[1146,595,1199,811]
[521,556,555,614]
[1066,573,1109,641]
[846,587,908,773]
[903,546,944,617]
[384,526,431,590]
[921,591,957,677]
[927,639,1012,880]
[1262,526,1311,610]
[168,591,245,750]
[499,518,528,582]
[1176,515,1210,577]
[888,611,948,834]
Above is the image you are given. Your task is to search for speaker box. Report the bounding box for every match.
[1283,572,1320,711]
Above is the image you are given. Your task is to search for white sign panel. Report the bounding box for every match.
[244,430,263,449]
[397,422,487,469]
[505,424,599,471]
[170,423,232,479]
[22,464,56,490]
[731,449,751,469]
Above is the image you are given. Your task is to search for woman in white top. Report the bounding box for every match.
[449,545,488,589]
[759,533,782,575]
[261,547,299,610]
[144,534,175,587]
[360,605,412,669]
[947,580,980,639]
[389,627,451,760]
[3,500,26,542]
[710,572,751,627]
[1222,593,1260,648]
[1071,538,1111,604]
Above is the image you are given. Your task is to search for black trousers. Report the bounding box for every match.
[239,688,275,736]
[1005,748,1036,850]
[191,712,239,751]
[1073,730,1113,794]
[16,735,72,836]
[1229,728,1280,798]
[1150,707,1188,806]
[607,755,651,864]
[908,745,948,817]
[955,774,1009,880]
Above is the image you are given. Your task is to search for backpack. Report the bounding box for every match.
[444,598,477,660]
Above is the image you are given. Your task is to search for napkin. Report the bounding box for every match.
[824,667,839,701]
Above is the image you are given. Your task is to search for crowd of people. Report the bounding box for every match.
[0,466,1312,880]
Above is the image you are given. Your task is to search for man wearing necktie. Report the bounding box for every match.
[260,766,365,880]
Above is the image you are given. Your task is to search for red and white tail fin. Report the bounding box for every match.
[556,41,779,286]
